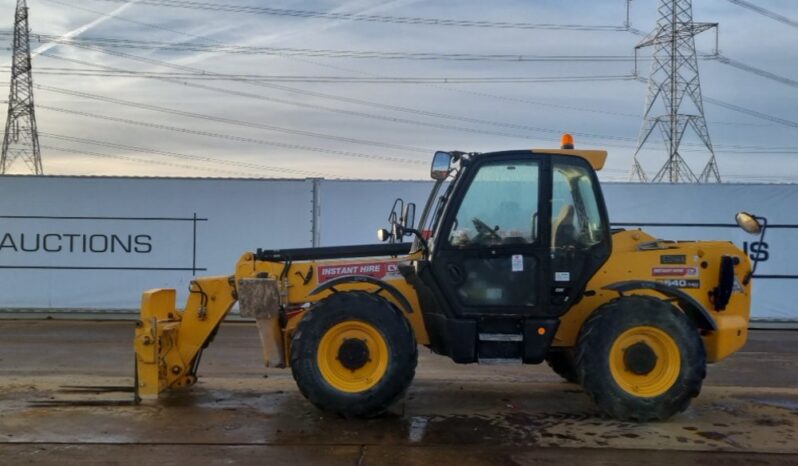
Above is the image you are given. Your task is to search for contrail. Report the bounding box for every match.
[31,0,140,57]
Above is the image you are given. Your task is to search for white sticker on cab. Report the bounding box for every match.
[511,254,523,272]
[555,272,571,282]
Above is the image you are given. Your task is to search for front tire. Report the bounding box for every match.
[545,348,579,383]
[290,292,417,418]
[576,295,706,422]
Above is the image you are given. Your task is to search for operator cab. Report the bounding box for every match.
[397,135,613,363]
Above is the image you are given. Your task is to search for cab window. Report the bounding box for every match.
[448,161,539,247]
[551,163,604,249]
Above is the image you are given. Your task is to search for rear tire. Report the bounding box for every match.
[576,295,706,422]
[545,348,579,383]
[290,292,417,418]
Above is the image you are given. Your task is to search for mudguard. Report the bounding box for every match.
[307,275,414,314]
[603,280,717,331]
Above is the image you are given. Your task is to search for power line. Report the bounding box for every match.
[28,11,796,155]
[44,143,414,179]
[281,51,786,132]
[0,31,650,62]
[41,144,271,178]
[629,76,796,129]
[602,167,798,182]
[41,0,216,40]
[20,30,763,69]
[2,65,637,84]
[702,97,798,129]
[45,0,775,135]
[629,25,798,102]
[38,1,752,130]
[87,0,632,31]
[36,104,427,166]
[34,2,684,134]
[39,64,785,156]
[711,54,798,90]
[724,0,798,30]
[274,46,794,132]
[38,50,792,154]
[37,50,634,146]
[39,132,326,177]
[40,0,798,133]
[35,52,551,145]
[35,84,431,154]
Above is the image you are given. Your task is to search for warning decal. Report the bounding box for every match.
[317,261,401,284]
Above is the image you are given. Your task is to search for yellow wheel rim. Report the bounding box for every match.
[317,320,389,393]
[609,326,681,398]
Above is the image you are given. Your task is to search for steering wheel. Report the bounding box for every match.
[472,217,501,242]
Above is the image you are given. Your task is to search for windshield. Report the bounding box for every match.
[448,161,539,247]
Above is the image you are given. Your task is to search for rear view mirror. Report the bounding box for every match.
[736,212,762,235]
[736,212,768,284]
[431,151,452,180]
[402,203,416,230]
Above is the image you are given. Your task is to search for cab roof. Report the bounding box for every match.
[469,149,608,171]
[530,149,608,171]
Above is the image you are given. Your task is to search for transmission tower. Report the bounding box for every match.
[1,0,43,175]
[630,0,720,183]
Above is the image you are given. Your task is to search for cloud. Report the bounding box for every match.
[0,0,795,181]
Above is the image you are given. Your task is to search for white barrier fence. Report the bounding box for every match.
[0,175,795,321]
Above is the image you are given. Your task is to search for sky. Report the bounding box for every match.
[0,0,796,182]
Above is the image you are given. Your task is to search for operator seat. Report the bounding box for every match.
[551,204,576,248]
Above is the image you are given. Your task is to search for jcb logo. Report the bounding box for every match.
[742,241,769,262]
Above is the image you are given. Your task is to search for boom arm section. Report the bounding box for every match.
[135,275,238,400]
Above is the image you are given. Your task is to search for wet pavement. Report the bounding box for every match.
[0,320,796,465]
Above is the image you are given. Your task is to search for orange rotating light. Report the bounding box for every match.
[561,133,575,149]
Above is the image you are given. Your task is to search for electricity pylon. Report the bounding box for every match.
[631,0,720,183]
[1,0,43,175]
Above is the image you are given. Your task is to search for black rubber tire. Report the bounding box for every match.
[290,291,417,418]
[575,295,706,422]
[545,348,579,383]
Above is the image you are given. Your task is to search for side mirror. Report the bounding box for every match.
[736,212,768,285]
[736,212,762,235]
[377,228,392,242]
[431,151,452,180]
[402,202,416,231]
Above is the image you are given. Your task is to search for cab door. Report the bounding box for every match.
[547,156,612,314]
[430,155,548,317]
[428,153,611,318]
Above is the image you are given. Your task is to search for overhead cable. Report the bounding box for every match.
[86,0,631,31]
[39,132,326,176]
[35,84,430,154]
[724,0,798,30]
[37,104,427,166]
[41,144,273,178]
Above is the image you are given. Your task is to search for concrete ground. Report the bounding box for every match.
[0,320,796,465]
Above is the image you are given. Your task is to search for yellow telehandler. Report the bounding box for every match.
[133,136,764,421]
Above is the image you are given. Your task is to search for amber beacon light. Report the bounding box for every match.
[561,133,575,149]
